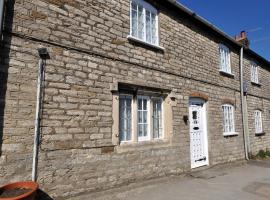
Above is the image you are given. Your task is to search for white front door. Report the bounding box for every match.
[189,98,209,169]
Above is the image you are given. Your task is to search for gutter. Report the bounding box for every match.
[165,0,270,67]
[0,0,4,40]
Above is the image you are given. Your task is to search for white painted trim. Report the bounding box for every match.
[219,70,235,77]
[127,35,165,51]
[223,132,239,136]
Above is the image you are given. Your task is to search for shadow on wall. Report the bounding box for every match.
[36,189,54,200]
[0,0,15,157]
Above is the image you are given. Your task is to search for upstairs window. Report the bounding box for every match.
[251,62,259,84]
[219,44,231,74]
[222,104,235,135]
[254,110,263,134]
[130,0,159,46]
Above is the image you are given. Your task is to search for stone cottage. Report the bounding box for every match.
[0,0,269,199]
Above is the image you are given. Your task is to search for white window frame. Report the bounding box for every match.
[219,44,232,74]
[137,96,151,141]
[118,93,165,144]
[129,0,159,46]
[251,62,259,84]
[254,110,263,134]
[119,95,133,143]
[222,104,236,136]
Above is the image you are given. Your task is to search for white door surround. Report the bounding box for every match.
[189,98,209,169]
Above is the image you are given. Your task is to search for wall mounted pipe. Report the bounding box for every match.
[240,47,250,160]
[32,58,45,181]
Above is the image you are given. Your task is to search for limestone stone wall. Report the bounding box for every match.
[0,0,268,199]
[243,55,270,155]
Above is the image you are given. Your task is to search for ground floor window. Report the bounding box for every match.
[119,94,164,143]
[222,104,235,135]
[254,110,263,134]
[119,95,132,142]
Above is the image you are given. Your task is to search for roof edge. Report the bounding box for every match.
[165,0,270,66]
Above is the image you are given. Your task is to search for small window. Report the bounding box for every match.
[222,104,235,134]
[254,110,263,134]
[130,0,159,46]
[251,62,259,84]
[119,95,132,142]
[219,44,231,74]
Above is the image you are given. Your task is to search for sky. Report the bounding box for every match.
[178,0,270,61]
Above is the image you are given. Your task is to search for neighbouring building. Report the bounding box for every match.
[0,0,269,199]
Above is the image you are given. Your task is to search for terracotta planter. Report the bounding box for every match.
[0,181,38,200]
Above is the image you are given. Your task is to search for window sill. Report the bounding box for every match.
[219,70,235,78]
[116,139,169,153]
[251,81,262,87]
[255,132,265,136]
[223,132,239,137]
[127,35,165,51]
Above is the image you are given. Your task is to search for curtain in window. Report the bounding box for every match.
[138,5,144,40]
[119,96,132,141]
[130,0,158,45]
[138,97,148,138]
[153,98,162,139]
[219,45,231,73]
[131,2,138,38]
[222,105,235,133]
[251,63,258,83]
[255,110,262,133]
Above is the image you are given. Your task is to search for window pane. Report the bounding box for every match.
[138,124,143,137]
[138,98,142,110]
[119,96,132,142]
[153,99,162,139]
[138,5,144,40]
[223,105,235,133]
[143,124,148,136]
[131,2,138,37]
[146,10,151,43]
[255,111,263,133]
[143,99,147,110]
[151,13,157,44]
[220,45,231,73]
[143,111,147,123]
[138,110,142,123]
[137,96,149,140]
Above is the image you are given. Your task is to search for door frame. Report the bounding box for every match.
[189,97,209,169]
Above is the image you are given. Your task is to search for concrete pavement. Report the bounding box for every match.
[72,160,270,200]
